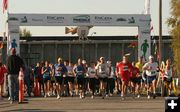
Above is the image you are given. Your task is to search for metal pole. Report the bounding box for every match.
[159,0,164,97]
[159,0,162,64]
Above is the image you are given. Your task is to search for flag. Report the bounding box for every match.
[2,0,8,13]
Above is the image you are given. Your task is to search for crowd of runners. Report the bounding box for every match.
[0,54,175,101]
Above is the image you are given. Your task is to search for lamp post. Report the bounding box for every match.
[159,0,162,64]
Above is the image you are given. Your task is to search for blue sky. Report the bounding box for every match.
[0,0,170,36]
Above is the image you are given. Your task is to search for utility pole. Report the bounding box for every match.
[159,0,162,64]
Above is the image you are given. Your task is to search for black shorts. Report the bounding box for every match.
[99,77,108,83]
[43,77,51,83]
[68,77,75,83]
[130,77,141,84]
[55,76,63,85]
[146,75,157,84]
[164,77,172,84]
[63,77,68,85]
[76,76,85,86]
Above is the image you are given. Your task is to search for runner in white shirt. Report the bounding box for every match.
[96,57,109,99]
[106,61,115,97]
[87,62,97,99]
[143,55,159,99]
[162,59,173,96]
[66,62,75,97]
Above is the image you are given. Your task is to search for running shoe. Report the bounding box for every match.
[44,94,47,98]
[91,95,94,99]
[137,94,140,98]
[147,95,150,99]
[57,95,60,99]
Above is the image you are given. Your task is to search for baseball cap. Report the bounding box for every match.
[149,55,154,60]
[58,57,62,62]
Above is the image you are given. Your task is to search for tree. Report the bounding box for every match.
[167,0,180,75]
[20,28,32,37]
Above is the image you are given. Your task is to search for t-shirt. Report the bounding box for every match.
[109,66,115,78]
[96,63,108,78]
[75,65,85,76]
[164,66,173,79]
[54,63,67,76]
[135,62,143,73]
[34,66,42,78]
[130,66,140,78]
[116,62,132,78]
[42,66,51,78]
[66,66,74,77]
[87,67,96,78]
[143,62,158,76]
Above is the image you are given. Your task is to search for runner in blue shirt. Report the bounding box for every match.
[54,57,67,99]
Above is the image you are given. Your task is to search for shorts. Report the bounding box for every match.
[99,77,108,83]
[130,77,141,84]
[43,76,51,83]
[164,77,172,84]
[76,76,85,86]
[55,76,63,85]
[63,77,68,85]
[68,76,75,83]
[146,75,157,84]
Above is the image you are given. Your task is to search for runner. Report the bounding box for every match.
[96,57,109,99]
[162,59,174,96]
[49,63,55,96]
[54,58,67,99]
[66,61,75,97]
[33,62,44,96]
[143,55,159,99]
[41,61,51,98]
[135,56,145,97]
[116,56,132,100]
[63,60,69,97]
[130,62,141,98]
[87,62,97,99]
[74,58,86,99]
[106,61,115,97]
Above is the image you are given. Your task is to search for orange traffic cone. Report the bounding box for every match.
[34,78,39,97]
[19,68,24,103]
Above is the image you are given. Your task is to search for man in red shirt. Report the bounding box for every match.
[116,56,132,100]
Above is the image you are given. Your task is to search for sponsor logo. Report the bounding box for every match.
[128,17,135,24]
[141,29,150,34]
[94,16,112,23]
[47,16,64,23]
[139,18,151,22]
[8,17,19,21]
[116,18,127,22]
[21,16,28,23]
[73,15,90,23]
[32,18,43,22]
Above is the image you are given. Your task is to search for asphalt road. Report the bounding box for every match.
[0,96,165,112]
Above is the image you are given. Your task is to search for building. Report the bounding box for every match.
[0,36,172,66]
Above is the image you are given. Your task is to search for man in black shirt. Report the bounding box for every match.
[6,48,24,104]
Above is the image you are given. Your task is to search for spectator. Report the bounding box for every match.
[6,48,24,104]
